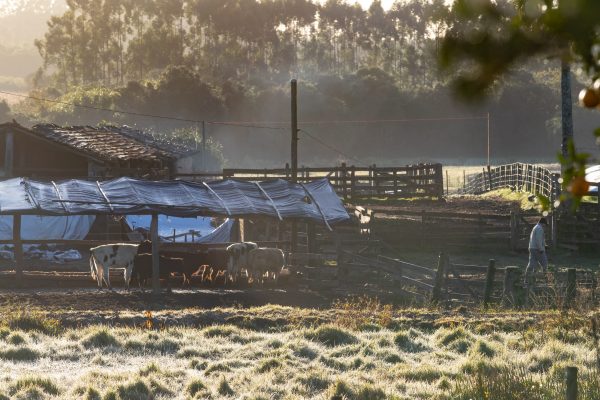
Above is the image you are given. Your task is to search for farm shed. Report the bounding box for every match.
[0,121,213,180]
[0,176,349,292]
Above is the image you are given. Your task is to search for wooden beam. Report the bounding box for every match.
[151,213,160,295]
[5,131,14,177]
[13,214,23,286]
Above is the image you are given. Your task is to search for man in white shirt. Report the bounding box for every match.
[524,217,548,285]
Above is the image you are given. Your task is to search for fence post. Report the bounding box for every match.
[341,162,348,200]
[432,252,445,304]
[350,166,356,199]
[565,268,577,308]
[510,211,518,251]
[483,259,496,308]
[151,213,160,295]
[566,366,578,400]
[436,164,444,199]
[13,214,23,287]
[502,266,520,307]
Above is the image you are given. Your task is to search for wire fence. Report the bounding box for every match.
[460,163,560,199]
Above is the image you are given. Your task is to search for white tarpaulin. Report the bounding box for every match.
[0,215,95,240]
[125,215,233,243]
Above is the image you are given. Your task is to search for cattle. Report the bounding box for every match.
[247,247,285,283]
[136,240,205,286]
[204,248,229,284]
[89,244,139,289]
[131,253,184,289]
[226,242,258,281]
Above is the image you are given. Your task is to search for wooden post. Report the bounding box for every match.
[445,169,449,195]
[150,213,160,295]
[341,162,347,199]
[565,268,577,308]
[4,131,14,177]
[483,259,496,308]
[431,252,445,304]
[307,223,316,267]
[350,166,356,199]
[334,232,342,268]
[510,211,518,251]
[551,211,558,248]
[13,214,23,286]
[502,266,519,307]
[566,366,578,400]
[239,218,245,243]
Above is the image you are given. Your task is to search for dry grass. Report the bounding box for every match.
[0,305,597,399]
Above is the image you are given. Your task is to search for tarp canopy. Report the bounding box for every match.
[125,215,234,243]
[0,177,349,226]
[0,215,95,241]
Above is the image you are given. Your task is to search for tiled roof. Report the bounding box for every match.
[28,124,178,163]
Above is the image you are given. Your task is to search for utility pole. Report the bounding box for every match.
[561,59,574,162]
[202,120,206,171]
[291,79,298,253]
[487,112,490,167]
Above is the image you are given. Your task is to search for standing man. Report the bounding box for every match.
[524,217,548,285]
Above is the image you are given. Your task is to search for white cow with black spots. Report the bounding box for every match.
[89,243,140,289]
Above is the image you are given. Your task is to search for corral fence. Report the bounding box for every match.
[176,163,444,200]
[316,248,599,308]
[460,162,560,199]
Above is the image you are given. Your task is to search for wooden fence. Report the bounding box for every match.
[333,249,598,308]
[176,163,444,200]
[461,163,559,199]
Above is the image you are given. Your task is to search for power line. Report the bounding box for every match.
[299,128,364,164]
[0,90,284,130]
[2,90,488,128]
[213,115,489,126]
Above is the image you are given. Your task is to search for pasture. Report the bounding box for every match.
[0,297,598,400]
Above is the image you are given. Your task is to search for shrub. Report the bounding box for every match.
[7,333,26,345]
[470,340,496,358]
[81,329,119,349]
[217,376,234,396]
[292,344,318,360]
[257,358,282,373]
[138,363,160,377]
[394,332,427,353]
[356,384,386,400]
[9,376,60,396]
[304,325,357,347]
[327,380,354,399]
[190,359,208,370]
[186,379,207,397]
[203,325,239,338]
[0,347,39,362]
[82,387,101,400]
[4,310,61,335]
[296,373,330,393]
[204,362,231,375]
[116,380,151,400]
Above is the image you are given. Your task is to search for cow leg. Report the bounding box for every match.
[104,266,112,290]
[95,259,104,289]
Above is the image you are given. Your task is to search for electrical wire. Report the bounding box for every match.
[299,128,364,164]
[0,90,284,130]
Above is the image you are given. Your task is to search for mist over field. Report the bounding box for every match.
[0,0,598,167]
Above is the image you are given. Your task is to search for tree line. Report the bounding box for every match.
[7,0,597,166]
[34,0,447,90]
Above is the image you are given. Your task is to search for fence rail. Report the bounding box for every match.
[460,163,559,199]
[176,163,444,200]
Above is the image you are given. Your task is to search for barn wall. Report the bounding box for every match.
[12,132,89,178]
